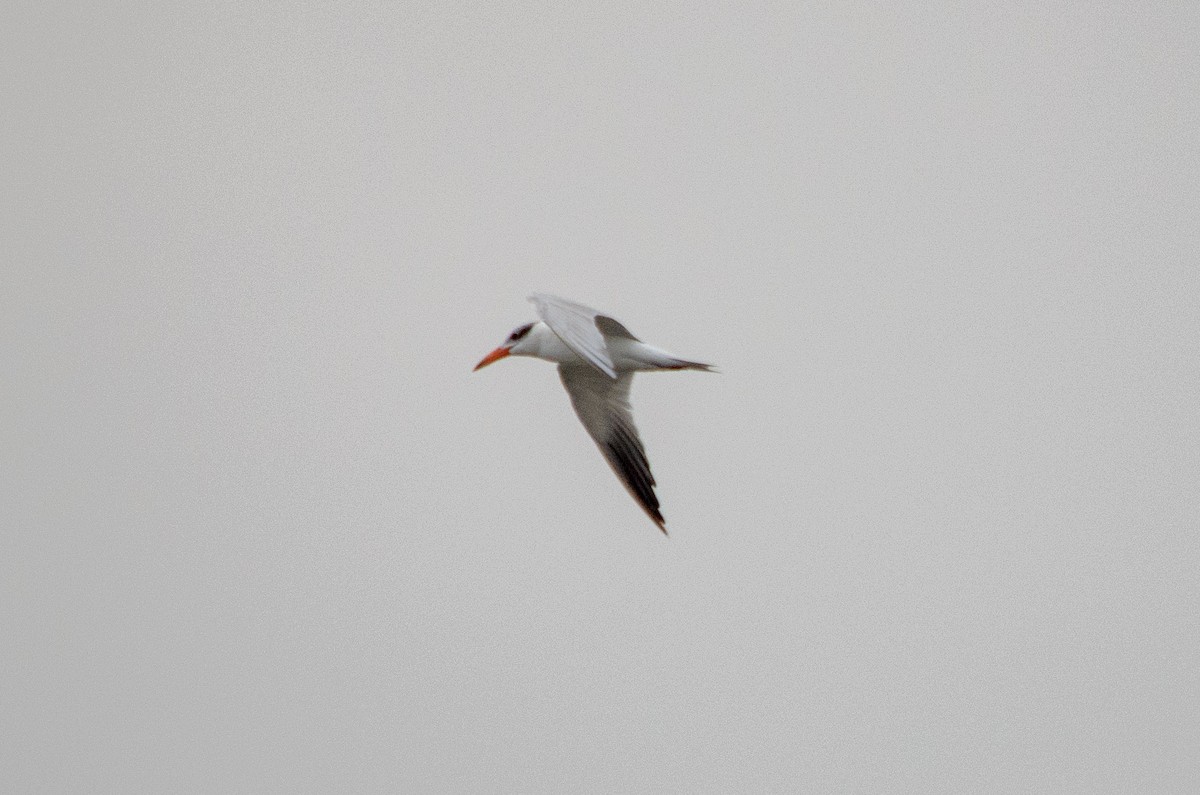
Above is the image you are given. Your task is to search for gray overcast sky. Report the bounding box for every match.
[3,3,1198,792]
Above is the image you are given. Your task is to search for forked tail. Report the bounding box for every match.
[664,358,718,372]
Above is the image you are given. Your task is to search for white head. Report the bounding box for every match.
[473,321,541,370]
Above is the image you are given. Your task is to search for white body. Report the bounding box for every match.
[510,322,692,372]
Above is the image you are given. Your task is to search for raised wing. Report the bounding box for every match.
[529,294,634,379]
[557,364,666,534]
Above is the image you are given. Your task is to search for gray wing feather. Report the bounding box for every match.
[557,364,665,533]
[529,294,621,378]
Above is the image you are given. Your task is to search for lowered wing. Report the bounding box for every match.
[557,363,666,534]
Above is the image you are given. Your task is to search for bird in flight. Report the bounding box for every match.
[474,294,714,535]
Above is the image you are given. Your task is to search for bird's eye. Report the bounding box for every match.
[509,323,533,342]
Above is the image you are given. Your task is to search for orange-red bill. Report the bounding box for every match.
[473,346,511,371]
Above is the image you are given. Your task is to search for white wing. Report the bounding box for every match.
[557,364,665,533]
[530,294,637,379]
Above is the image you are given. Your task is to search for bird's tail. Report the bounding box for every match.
[664,358,718,372]
[630,341,718,372]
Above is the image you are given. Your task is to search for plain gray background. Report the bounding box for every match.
[3,3,1198,792]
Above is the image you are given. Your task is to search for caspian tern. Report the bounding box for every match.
[474,294,714,535]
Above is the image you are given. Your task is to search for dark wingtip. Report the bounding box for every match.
[651,507,668,536]
[645,499,668,536]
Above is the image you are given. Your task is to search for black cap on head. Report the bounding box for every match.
[507,323,534,343]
